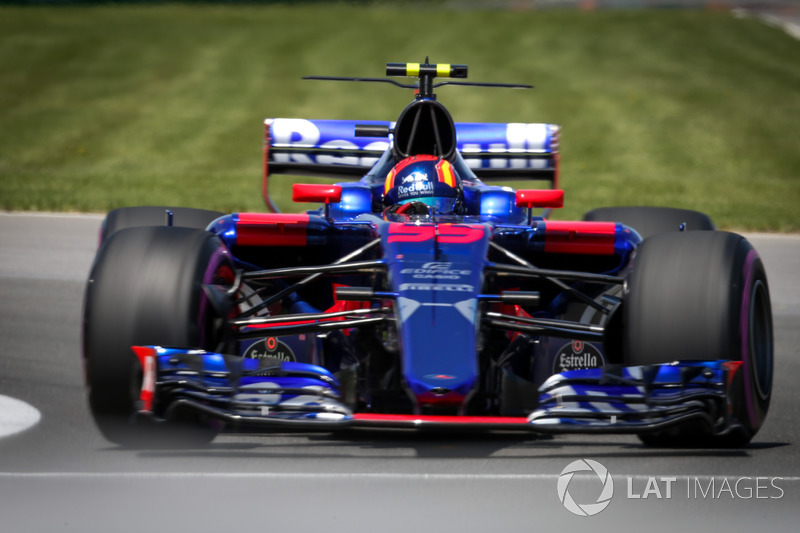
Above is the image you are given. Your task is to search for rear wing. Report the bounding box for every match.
[263,118,559,211]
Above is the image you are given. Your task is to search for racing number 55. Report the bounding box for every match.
[388,223,486,244]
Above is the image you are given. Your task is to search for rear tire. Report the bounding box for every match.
[83,226,235,447]
[100,206,224,244]
[583,206,714,239]
[623,231,773,447]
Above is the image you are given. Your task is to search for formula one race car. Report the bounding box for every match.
[82,61,773,448]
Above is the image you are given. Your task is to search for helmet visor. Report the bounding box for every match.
[398,195,458,214]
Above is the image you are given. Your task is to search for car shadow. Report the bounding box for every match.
[129,427,789,460]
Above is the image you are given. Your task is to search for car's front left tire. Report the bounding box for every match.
[99,205,225,244]
[83,226,235,447]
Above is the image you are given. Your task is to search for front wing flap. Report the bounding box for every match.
[133,347,743,436]
[529,361,741,436]
[133,346,352,428]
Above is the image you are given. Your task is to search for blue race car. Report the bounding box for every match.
[82,61,773,448]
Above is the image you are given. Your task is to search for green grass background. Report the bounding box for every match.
[1,4,798,231]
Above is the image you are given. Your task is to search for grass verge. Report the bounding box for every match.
[0,5,798,231]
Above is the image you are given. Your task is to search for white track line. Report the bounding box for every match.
[0,472,797,481]
[0,396,41,439]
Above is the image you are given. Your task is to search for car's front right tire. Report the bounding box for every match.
[583,206,714,239]
[99,205,225,244]
[623,231,773,447]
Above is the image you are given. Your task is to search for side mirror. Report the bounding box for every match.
[292,184,343,204]
[515,189,564,209]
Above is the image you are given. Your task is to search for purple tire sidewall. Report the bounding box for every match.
[197,242,231,349]
[739,248,767,431]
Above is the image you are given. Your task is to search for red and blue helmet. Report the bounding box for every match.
[383,155,462,214]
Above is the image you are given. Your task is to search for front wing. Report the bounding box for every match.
[132,346,745,437]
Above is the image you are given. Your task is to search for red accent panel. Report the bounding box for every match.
[237,213,310,247]
[353,414,530,425]
[723,361,742,375]
[131,346,157,412]
[516,189,564,208]
[292,183,342,204]
[722,361,743,414]
[544,221,616,255]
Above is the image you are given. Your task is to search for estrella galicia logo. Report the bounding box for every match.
[553,340,605,374]
[243,336,296,362]
[557,459,614,516]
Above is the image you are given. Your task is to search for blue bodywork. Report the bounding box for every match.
[134,180,734,433]
[130,82,745,436]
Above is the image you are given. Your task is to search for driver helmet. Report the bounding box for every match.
[383,155,462,214]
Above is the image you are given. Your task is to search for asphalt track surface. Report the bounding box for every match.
[1,213,798,532]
